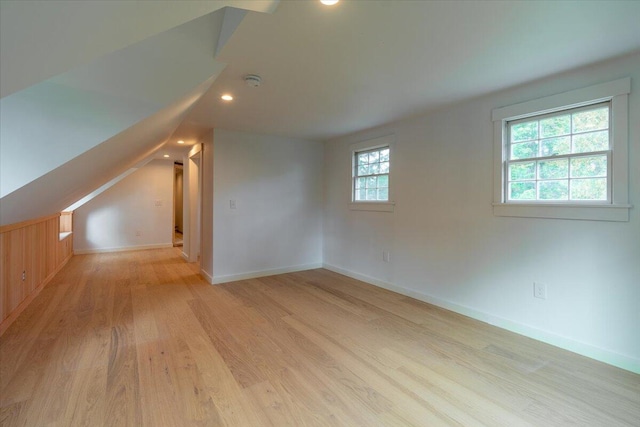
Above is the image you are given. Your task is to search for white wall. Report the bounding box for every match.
[74,159,174,253]
[323,52,640,372]
[182,141,205,263]
[208,129,323,283]
[201,134,215,281]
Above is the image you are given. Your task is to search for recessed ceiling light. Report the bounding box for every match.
[320,0,339,5]
[177,140,185,144]
[163,154,170,158]
[221,94,233,101]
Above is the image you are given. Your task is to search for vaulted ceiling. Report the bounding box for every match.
[0,1,278,225]
[1,0,639,226]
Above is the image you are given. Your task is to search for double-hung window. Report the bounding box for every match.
[507,103,610,202]
[354,146,390,202]
[350,134,395,212]
[492,78,631,222]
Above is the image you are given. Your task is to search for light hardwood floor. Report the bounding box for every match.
[1,248,638,426]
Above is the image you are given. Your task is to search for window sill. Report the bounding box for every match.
[493,203,631,222]
[349,202,395,212]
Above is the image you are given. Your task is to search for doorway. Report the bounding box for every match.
[173,162,184,247]
[186,147,202,265]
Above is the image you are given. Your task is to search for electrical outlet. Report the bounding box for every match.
[155,200,162,207]
[135,230,142,237]
[230,200,236,209]
[22,271,26,281]
[383,251,391,262]
[534,282,547,299]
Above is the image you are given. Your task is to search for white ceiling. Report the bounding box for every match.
[176,0,640,143]
[2,0,640,226]
[0,2,280,225]
[0,0,278,98]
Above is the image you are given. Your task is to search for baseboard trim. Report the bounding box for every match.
[181,251,189,261]
[201,269,214,284]
[322,263,639,374]
[212,263,323,285]
[74,243,173,255]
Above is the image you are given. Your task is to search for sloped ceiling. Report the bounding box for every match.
[0,77,214,226]
[0,0,278,98]
[1,9,226,198]
[0,1,280,226]
[2,0,640,226]
[178,0,640,141]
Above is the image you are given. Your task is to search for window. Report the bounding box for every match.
[354,146,390,202]
[507,103,610,202]
[349,134,395,212]
[492,78,630,221]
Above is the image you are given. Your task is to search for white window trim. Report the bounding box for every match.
[350,134,396,212]
[492,78,631,222]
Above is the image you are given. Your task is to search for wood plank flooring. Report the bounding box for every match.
[1,248,638,426]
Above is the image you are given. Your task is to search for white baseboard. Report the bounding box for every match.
[201,268,214,284]
[181,251,189,261]
[74,243,173,255]
[212,263,323,285]
[322,263,640,374]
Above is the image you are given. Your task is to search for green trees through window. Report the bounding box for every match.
[507,104,610,202]
[354,147,390,201]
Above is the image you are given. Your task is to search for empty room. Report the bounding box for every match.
[0,1,639,426]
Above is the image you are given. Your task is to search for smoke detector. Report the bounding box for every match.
[244,74,262,88]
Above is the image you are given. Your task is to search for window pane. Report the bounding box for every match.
[509,182,536,200]
[511,121,538,143]
[539,180,568,200]
[538,158,568,180]
[354,146,391,202]
[570,178,607,200]
[511,141,539,160]
[572,130,609,153]
[509,162,535,181]
[570,155,607,178]
[540,115,570,138]
[572,107,608,133]
[540,136,570,156]
[380,149,390,162]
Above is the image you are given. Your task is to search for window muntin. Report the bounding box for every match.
[506,103,611,203]
[353,146,390,202]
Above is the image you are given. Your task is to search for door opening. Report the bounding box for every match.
[173,162,184,247]
[187,148,202,266]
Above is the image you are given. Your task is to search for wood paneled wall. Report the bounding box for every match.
[0,213,73,335]
[60,211,73,233]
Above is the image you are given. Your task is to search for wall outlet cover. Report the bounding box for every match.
[534,282,547,299]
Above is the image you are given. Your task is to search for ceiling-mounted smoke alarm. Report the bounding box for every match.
[244,74,262,88]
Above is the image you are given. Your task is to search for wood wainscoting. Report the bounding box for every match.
[0,213,73,335]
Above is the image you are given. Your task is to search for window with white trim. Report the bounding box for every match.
[492,78,631,222]
[353,146,390,202]
[349,134,395,212]
[506,103,610,202]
